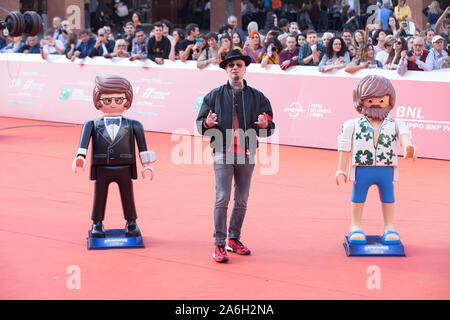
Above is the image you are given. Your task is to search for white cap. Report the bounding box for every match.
[431,35,444,44]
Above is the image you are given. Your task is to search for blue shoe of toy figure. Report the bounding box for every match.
[381,230,401,245]
[348,230,367,245]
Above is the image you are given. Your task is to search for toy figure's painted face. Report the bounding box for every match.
[361,95,392,120]
[363,95,390,109]
[99,93,127,116]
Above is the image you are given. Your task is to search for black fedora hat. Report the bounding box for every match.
[219,49,252,69]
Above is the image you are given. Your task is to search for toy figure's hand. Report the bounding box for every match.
[255,112,269,129]
[142,165,154,180]
[335,170,348,185]
[403,145,417,161]
[72,156,86,173]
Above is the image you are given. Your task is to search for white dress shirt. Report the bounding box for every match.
[104,116,122,141]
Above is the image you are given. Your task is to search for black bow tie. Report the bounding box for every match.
[106,118,121,126]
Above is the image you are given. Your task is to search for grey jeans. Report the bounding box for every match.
[213,152,255,246]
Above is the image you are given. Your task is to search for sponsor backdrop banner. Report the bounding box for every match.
[0,55,449,160]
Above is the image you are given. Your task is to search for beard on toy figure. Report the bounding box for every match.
[335,75,417,245]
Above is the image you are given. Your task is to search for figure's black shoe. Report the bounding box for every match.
[125,220,141,237]
[91,221,106,238]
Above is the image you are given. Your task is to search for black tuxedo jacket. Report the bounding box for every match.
[77,117,148,180]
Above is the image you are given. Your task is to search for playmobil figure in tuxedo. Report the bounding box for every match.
[72,75,155,238]
[335,75,417,245]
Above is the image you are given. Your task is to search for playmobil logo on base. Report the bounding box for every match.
[104,238,128,243]
[364,245,389,251]
[87,229,145,250]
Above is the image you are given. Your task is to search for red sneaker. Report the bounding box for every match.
[227,239,251,255]
[213,245,229,263]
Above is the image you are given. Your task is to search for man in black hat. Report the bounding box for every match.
[196,49,275,263]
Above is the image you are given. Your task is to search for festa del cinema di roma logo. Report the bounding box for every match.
[283,102,331,119]
[284,102,306,118]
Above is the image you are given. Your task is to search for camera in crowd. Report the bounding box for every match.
[0,11,42,37]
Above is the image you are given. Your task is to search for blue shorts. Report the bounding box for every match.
[351,166,395,203]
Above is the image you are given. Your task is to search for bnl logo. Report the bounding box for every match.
[395,106,424,119]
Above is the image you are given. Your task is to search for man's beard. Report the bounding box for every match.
[360,105,392,120]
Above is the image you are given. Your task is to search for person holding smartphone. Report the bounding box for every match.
[397,36,431,76]
[89,27,115,57]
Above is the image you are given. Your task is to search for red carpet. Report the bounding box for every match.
[0,117,448,299]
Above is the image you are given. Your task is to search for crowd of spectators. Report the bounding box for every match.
[1,0,449,75]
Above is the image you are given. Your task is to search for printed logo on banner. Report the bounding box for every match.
[395,106,450,132]
[194,96,204,111]
[307,103,332,118]
[59,87,71,101]
[284,102,305,118]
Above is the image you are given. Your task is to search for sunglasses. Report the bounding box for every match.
[227,62,244,68]
[100,97,127,105]
[396,41,402,45]
[385,43,392,47]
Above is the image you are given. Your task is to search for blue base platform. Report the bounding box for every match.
[343,235,405,257]
[87,229,145,250]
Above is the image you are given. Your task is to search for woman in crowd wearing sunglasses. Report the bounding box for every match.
[384,37,408,70]
[375,35,396,66]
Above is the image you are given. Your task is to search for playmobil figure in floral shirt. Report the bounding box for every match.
[335,75,417,246]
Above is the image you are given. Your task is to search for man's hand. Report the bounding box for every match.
[407,54,416,63]
[95,39,102,48]
[255,112,269,129]
[312,49,321,62]
[205,110,218,127]
[130,54,142,61]
[187,44,195,52]
[72,156,86,173]
[154,57,164,65]
[280,60,291,70]
[71,50,80,62]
